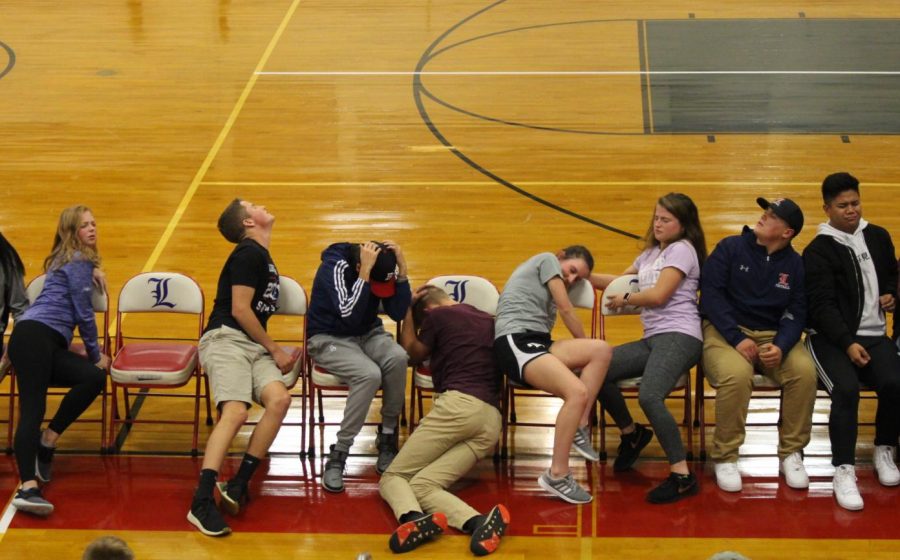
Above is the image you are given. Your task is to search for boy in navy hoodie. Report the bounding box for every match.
[701,197,816,494]
[307,241,411,493]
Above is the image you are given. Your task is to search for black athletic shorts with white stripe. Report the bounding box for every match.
[493,331,554,387]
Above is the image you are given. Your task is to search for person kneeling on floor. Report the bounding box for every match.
[380,285,509,555]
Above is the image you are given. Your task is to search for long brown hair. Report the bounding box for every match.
[43,205,101,272]
[643,193,707,266]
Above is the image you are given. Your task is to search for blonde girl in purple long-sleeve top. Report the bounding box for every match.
[9,205,109,516]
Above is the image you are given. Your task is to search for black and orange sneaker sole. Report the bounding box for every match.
[388,512,448,554]
[470,504,510,556]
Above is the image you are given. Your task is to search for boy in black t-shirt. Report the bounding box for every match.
[187,199,297,537]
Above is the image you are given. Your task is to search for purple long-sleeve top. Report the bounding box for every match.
[19,257,100,363]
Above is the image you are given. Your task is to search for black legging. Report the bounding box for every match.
[8,320,105,483]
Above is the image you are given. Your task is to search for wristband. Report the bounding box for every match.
[623,292,631,302]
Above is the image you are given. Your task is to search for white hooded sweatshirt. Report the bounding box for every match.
[815,219,885,337]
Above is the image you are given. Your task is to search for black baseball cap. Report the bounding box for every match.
[756,197,804,236]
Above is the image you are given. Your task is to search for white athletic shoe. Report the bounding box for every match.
[780,452,810,489]
[873,445,900,486]
[714,462,742,492]
[833,464,864,511]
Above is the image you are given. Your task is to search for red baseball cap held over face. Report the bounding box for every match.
[369,242,397,298]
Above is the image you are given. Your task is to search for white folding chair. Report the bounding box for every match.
[597,274,693,460]
[408,275,500,431]
[4,274,110,451]
[500,278,600,458]
[305,300,403,458]
[108,272,208,455]
[249,275,307,454]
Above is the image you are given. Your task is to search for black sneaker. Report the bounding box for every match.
[323,444,348,493]
[375,426,399,475]
[187,496,231,536]
[36,436,55,483]
[216,479,249,516]
[388,512,447,553]
[12,487,54,516]
[646,472,699,504]
[613,423,653,472]
[470,504,510,556]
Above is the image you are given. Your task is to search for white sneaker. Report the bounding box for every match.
[833,464,864,511]
[873,445,900,486]
[714,462,742,492]
[780,452,810,489]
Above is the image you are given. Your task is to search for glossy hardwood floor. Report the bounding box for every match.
[1,1,899,558]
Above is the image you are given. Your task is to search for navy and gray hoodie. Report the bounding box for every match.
[306,243,411,338]
[700,226,806,354]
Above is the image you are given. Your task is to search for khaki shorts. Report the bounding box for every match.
[199,325,285,407]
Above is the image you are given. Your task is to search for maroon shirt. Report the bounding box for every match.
[418,303,500,408]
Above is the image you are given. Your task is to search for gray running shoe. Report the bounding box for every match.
[537,470,592,504]
[571,425,600,462]
[13,487,54,516]
[323,444,348,493]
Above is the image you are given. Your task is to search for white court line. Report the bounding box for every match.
[257,70,900,76]
[0,499,17,535]
[201,180,900,187]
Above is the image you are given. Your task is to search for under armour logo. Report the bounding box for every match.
[444,279,469,302]
[526,343,543,349]
[739,265,750,272]
[147,278,176,308]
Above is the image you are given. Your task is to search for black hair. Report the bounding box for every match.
[821,172,860,204]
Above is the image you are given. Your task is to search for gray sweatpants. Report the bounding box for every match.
[308,326,408,453]
[598,332,701,465]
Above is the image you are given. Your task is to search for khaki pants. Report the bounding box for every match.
[702,321,817,462]
[379,390,501,530]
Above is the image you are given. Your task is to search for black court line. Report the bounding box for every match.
[426,17,644,63]
[112,388,151,451]
[638,20,651,134]
[419,15,900,137]
[413,1,641,240]
[0,41,15,80]
[417,85,639,137]
[422,16,651,137]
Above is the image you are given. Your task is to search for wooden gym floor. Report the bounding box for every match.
[1,1,899,558]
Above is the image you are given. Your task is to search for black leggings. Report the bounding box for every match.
[8,320,105,483]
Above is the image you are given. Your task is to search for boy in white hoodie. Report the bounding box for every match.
[803,172,900,511]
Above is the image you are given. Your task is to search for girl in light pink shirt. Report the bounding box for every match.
[592,192,707,504]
